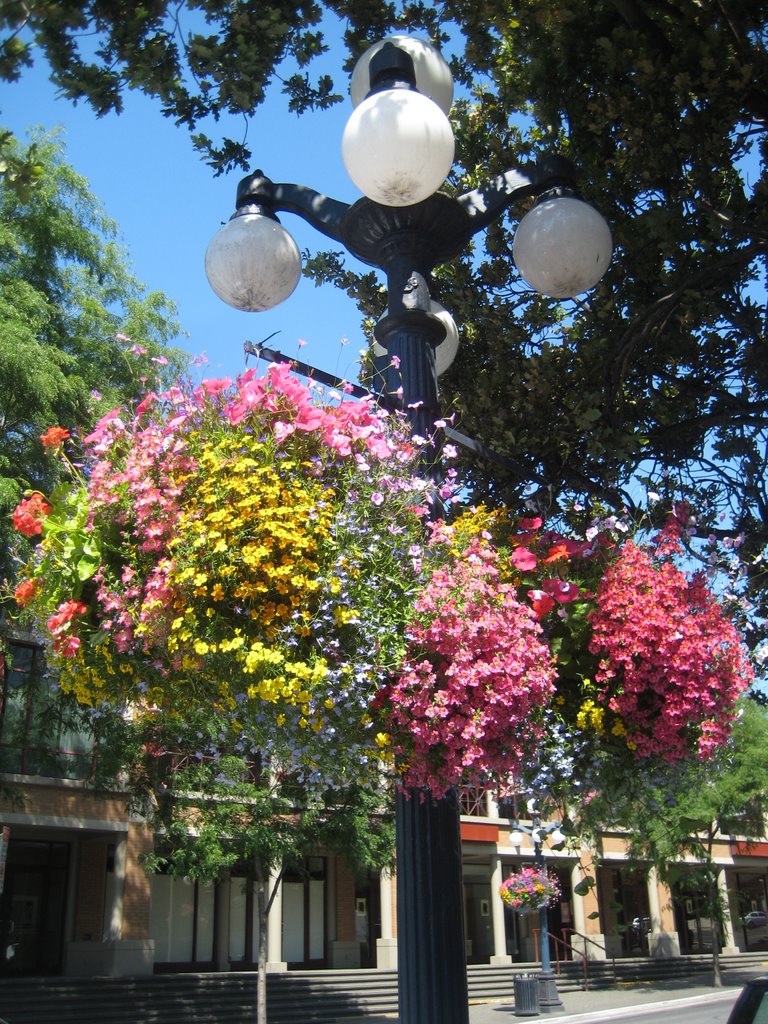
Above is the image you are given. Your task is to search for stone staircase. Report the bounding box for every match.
[1,953,766,1024]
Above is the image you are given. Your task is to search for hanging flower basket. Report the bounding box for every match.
[500,867,560,911]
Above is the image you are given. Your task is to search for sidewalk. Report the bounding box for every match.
[467,970,750,1023]
[341,967,767,1024]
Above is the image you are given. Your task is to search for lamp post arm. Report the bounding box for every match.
[456,155,578,238]
[234,171,351,245]
[269,182,351,244]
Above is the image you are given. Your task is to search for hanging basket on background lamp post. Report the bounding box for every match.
[500,866,561,914]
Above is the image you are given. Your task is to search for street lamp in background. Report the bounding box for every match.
[508,801,567,1012]
[205,34,611,1024]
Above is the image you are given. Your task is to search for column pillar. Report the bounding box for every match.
[214,876,231,971]
[267,868,287,972]
[490,855,512,965]
[377,867,398,968]
[718,867,740,954]
[107,836,127,940]
[570,859,606,960]
[647,867,680,958]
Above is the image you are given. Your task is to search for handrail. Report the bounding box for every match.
[533,928,590,991]
[563,928,618,985]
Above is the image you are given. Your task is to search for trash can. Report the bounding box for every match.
[513,973,540,1017]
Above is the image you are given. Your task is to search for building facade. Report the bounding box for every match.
[2,633,767,978]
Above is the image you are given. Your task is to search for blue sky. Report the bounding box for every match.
[1,33,377,385]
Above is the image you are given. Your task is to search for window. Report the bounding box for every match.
[0,641,94,779]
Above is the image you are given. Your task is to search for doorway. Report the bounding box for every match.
[0,839,69,976]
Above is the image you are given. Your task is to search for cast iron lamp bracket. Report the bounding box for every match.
[231,154,580,274]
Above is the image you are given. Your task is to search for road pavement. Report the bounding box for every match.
[338,966,768,1024]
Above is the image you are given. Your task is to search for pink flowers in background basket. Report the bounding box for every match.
[500,867,561,911]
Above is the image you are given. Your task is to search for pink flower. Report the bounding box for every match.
[386,538,556,797]
[511,547,537,571]
[370,491,384,506]
[58,636,81,658]
[589,541,752,761]
[519,516,543,531]
[201,376,232,396]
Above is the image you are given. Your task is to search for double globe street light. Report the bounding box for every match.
[205,34,612,1024]
[508,801,568,1012]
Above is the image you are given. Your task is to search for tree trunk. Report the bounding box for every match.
[254,861,284,1024]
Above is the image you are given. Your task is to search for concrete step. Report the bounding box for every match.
[1,953,766,1024]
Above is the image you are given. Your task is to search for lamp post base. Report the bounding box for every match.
[538,971,564,1013]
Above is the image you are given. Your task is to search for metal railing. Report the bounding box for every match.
[532,927,617,991]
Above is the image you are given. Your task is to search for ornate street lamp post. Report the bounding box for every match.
[205,35,611,1024]
[508,802,567,1012]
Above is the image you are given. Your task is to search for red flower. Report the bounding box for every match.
[47,600,88,636]
[527,589,556,619]
[40,426,71,448]
[12,493,52,537]
[14,578,39,608]
[58,636,81,658]
[542,543,570,564]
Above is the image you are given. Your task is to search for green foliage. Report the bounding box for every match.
[586,700,768,868]
[131,714,395,885]
[4,4,767,630]
[0,128,186,589]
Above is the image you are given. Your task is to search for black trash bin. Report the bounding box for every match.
[513,973,540,1017]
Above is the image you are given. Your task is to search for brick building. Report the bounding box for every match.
[1,629,767,978]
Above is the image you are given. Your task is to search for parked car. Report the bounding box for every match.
[727,977,768,1023]
[744,911,767,929]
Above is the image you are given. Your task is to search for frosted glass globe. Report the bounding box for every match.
[342,89,455,207]
[431,301,460,374]
[350,35,454,114]
[204,214,301,312]
[512,196,613,298]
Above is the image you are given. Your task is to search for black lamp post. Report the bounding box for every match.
[508,803,567,1012]
[204,35,611,1024]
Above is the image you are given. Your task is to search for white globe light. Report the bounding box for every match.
[509,830,525,847]
[513,196,613,298]
[350,35,454,114]
[342,89,455,207]
[431,301,460,374]
[375,300,460,376]
[204,213,301,312]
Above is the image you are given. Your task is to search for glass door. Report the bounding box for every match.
[0,840,69,976]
